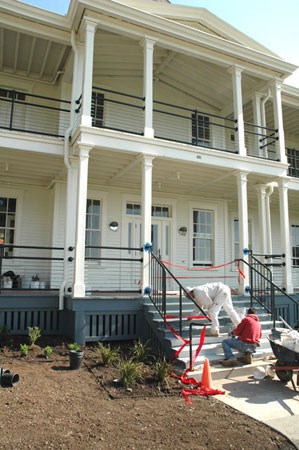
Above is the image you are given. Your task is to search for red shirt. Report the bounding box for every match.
[232,314,262,344]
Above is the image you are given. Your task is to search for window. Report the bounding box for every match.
[126,203,141,216]
[233,219,252,259]
[0,89,26,101]
[193,209,213,266]
[91,92,104,128]
[291,225,299,266]
[126,203,170,218]
[85,199,101,258]
[0,197,16,256]
[192,113,210,146]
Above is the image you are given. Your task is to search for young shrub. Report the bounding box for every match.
[43,346,53,359]
[28,326,41,346]
[69,342,81,352]
[96,342,120,366]
[117,357,143,387]
[131,339,153,363]
[20,343,29,357]
[152,357,172,384]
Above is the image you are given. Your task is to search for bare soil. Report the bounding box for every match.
[0,336,296,450]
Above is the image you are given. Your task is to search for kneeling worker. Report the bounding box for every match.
[186,282,241,337]
[221,308,262,366]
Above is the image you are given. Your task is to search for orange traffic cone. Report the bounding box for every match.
[201,358,213,389]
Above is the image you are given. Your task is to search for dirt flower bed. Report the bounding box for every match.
[0,335,296,450]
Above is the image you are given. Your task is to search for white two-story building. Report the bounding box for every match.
[1,0,299,342]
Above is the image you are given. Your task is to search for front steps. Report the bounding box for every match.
[144,295,277,370]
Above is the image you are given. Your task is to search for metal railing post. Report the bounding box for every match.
[9,90,16,130]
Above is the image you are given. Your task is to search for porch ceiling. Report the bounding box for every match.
[1,146,297,210]
[0,26,71,84]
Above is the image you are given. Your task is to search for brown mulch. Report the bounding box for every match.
[0,336,296,450]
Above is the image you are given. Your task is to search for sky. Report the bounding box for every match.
[20,0,299,87]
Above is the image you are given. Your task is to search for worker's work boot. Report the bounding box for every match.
[243,351,252,364]
[206,329,219,337]
[220,358,237,367]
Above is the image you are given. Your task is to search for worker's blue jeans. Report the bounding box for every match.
[222,336,256,360]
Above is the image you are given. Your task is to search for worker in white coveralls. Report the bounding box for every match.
[186,282,241,337]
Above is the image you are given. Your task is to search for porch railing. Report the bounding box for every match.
[0,243,143,294]
[0,88,71,138]
[0,243,64,291]
[82,245,143,293]
[239,252,299,328]
[149,251,210,334]
[1,85,284,163]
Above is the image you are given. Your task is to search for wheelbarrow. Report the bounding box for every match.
[268,330,299,391]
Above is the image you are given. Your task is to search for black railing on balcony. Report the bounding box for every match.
[287,148,299,178]
[0,88,71,138]
[244,121,279,160]
[0,243,143,294]
[1,85,283,162]
[0,243,64,291]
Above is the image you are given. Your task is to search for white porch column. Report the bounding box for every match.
[72,42,85,127]
[141,155,154,294]
[229,66,246,156]
[73,144,92,297]
[265,185,274,256]
[81,20,97,127]
[270,79,287,164]
[277,178,293,293]
[64,157,79,296]
[256,184,268,255]
[252,93,263,157]
[140,38,155,138]
[235,171,249,293]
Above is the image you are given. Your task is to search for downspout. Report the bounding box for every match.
[59,29,78,310]
[260,88,271,128]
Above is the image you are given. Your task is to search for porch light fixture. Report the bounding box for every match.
[109,221,119,232]
[178,226,187,236]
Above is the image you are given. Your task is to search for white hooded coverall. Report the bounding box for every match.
[188,282,241,334]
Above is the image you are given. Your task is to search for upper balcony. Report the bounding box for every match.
[1,85,299,178]
[1,3,299,176]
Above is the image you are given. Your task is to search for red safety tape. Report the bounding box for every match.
[161,259,235,271]
[164,314,225,404]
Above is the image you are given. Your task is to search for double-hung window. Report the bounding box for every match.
[192,112,210,146]
[85,199,101,259]
[192,209,213,266]
[0,197,16,256]
[291,225,299,266]
[91,92,104,128]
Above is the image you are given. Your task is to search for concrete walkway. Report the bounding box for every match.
[210,360,299,449]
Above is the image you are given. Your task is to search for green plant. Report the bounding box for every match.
[31,274,39,281]
[28,326,41,346]
[43,346,53,359]
[152,357,172,384]
[20,343,29,356]
[131,339,153,362]
[69,342,81,352]
[96,342,120,366]
[117,357,143,387]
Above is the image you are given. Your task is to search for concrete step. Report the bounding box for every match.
[144,296,277,370]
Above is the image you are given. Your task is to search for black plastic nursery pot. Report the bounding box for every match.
[1,369,19,387]
[69,350,84,370]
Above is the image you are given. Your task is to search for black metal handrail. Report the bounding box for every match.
[149,251,210,335]
[0,88,71,138]
[0,243,143,294]
[237,255,299,327]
